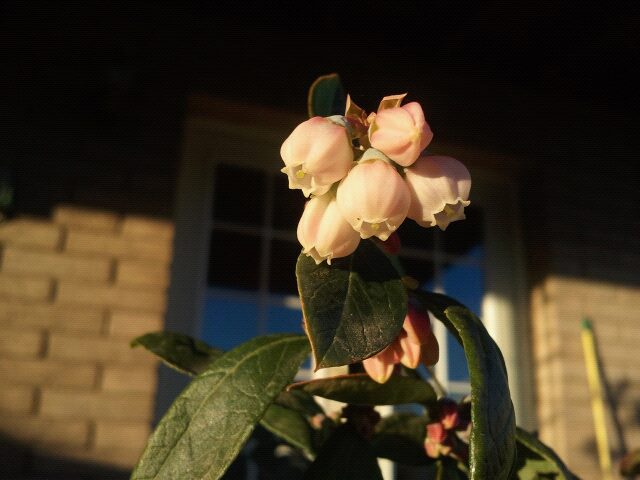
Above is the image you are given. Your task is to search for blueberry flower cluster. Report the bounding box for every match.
[281,94,471,264]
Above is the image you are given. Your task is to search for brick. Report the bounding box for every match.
[40,389,154,421]
[0,416,90,447]
[0,273,52,301]
[2,247,113,282]
[53,205,120,232]
[0,218,62,249]
[108,310,164,337]
[102,366,158,393]
[0,359,97,388]
[0,329,44,357]
[56,281,166,311]
[48,334,157,365]
[115,259,170,288]
[122,216,174,240]
[0,385,34,414]
[0,302,105,333]
[65,230,172,261]
[94,421,151,449]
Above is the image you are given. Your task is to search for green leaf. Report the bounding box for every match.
[307,73,346,118]
[261,403,315,458]
[132,332,322,456]
[131,331,223,376]
[303,424,383,480]
[444,306,515,480]
[514,427,579,479]
[289,373,436,406]
[131,334,310,480]
[297,240,407,369]
[433,459,470,480]
[371,413,432,465]
[413,291,516,480]
[275,389,324,417]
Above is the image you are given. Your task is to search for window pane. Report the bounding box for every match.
[269,239,301,295]
[201,292,259,350]
[213,164,265,225]
[399,256,435,287]
[442,261,484,316]
[442,205,483,256]
[208,230,261,290]
[442,261,484,382]
[447,332,470,382]
[272,173,305,230]
[267,302,304,334]
[396,218,435,250]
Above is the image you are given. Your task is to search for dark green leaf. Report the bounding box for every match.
[444,306,515,480]
[514,427,579,479]
[433,459,470,480]
[297,240,407,369]
[275,389,324,417]
[131,331,223,376]
[413,290,516,480]
[132,332,322,455]
[289,373,436,406]
[307,73,346,118]
[261,403,315,458]
[131,334,310,480]
[303,424,383,480]
[371,413,432,465]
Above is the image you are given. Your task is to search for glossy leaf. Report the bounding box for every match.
[131,334,310,480]
[297,240,407,369]
[131,331,223,376]
[307,73,346,118]
[261,403,315,458]
[289,373,436,406]
[303,424,382,480]
[371,413,432,465]
[132,332,321,456]
[413,291,516,480]
[514,427,579,479]
[275,389,324,417]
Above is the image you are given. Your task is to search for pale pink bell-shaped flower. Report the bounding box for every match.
[281,116,354,197]
[336,149,410,241]
[362,338,403,384]
[297,192,360,265]
[369,102,433,167]
[404,155,471,231]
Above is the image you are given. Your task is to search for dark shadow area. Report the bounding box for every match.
[0,433,129,480]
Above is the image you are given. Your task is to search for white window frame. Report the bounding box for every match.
[159,101,536,441]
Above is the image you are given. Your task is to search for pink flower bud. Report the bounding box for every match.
[297,192,360,265]
[369,102,433,167]
[336,150,410,241]
[438,398,459,430]
[281,116,354,197]
[427,422,448,443]
[399,306,439,368]
[404,155,471,231]
[362,338,403,384]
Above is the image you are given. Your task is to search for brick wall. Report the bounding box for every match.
[526,167,640,479]
[0,206,173,478]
